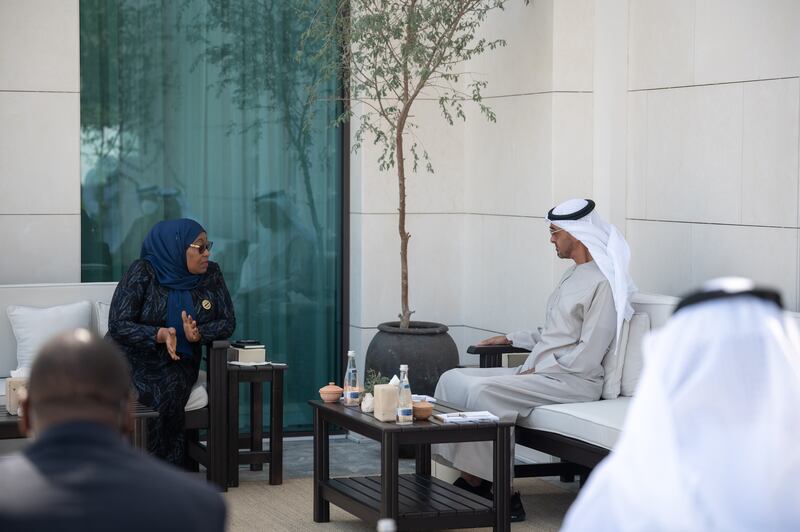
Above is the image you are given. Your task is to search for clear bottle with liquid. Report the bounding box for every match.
[396,364,413,425]
[343,350,361,406]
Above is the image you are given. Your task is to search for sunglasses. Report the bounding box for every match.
[548,228,564,236]
[189,241,214,254]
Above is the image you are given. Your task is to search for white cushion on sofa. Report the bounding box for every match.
[95,301,111,338]
[619,313,650,397]
[519,397,631,450]
[7,301,93,371]
[600,319,629,400]
[185,370,208,411]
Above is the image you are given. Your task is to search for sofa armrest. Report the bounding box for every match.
[467,344,531,368]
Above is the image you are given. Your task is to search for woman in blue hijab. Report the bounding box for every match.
[108,219,236,465]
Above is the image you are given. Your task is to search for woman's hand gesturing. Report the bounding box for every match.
[157,327,179,360]
[182,310,201,343]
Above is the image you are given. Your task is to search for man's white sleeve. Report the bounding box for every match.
[505,329,542,351]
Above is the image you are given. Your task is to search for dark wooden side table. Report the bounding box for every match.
[310,399,513,532]
[0,401,158,450]
[131,401,159,450]
[227,362,286,487]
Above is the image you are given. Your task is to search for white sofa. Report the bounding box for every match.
[470,292,680,480]
[474,292,800,481]
[517,293,678,452]
[0,282,207,412]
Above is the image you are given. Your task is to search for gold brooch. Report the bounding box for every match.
[201,299,212,310]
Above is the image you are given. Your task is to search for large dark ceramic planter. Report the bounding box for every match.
[365,321,459,397]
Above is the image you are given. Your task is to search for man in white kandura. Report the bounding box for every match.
[563,278,800,532]
[433,198,636,522]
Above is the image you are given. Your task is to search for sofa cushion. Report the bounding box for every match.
[518,397,631,450]
[7,301,93,371]
[600,316,634,400]
[95,301,111,338]
[184,370,208,412]
[619,312,651,397]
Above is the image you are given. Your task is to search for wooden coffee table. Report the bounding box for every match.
[310,399,513,531]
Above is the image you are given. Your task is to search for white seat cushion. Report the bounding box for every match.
[184,370,208,412]
[619,313,650,397]
[95,301,111,338]
[518,397,631,450]
[600,316,632,400]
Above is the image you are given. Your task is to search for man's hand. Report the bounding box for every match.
[477,335,512,346]
[182,310,201,343]
[157,327,179,360]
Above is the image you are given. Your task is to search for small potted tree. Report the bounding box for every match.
[307,0,520,395]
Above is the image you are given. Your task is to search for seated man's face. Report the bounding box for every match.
[549,224,579,259]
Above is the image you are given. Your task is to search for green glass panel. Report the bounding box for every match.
[80,0,343,432]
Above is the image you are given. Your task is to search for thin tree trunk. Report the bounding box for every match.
[397,1,418,329]
[396,120,411,329]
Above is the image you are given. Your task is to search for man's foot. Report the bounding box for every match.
[509,492,526,522]
[453,477,493,500]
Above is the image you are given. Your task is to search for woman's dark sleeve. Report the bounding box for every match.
[107,260,159,353]
[198,265,236,343]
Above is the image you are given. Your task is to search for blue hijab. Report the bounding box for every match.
[140,219,205,357]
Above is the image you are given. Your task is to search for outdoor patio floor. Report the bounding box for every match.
[222,436,580,531]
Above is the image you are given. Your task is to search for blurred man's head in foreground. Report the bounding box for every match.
[20,329,133,438]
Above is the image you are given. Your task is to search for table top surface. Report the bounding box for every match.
[309,399,513,433]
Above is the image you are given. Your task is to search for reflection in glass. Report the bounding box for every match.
[80,0,343,432]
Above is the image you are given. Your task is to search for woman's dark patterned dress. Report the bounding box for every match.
[108,259,236,465]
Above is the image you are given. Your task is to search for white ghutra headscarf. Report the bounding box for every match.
[563,278,800,531]
[547,198,637,343]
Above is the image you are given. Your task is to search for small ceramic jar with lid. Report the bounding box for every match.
[319,382,343,403]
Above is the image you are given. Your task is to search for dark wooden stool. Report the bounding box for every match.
[226,363,286,487]
[131,401,159,449]
[1,401,157,449]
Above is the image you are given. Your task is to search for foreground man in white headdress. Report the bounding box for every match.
[563,278,800,532]
[433,198,636,522]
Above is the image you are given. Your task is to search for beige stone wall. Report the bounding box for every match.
[0,0,81,283]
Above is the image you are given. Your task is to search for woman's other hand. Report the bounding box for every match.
[157,327,179,360]
[182,310,201,343]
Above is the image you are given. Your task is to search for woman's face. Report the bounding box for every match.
[186,232,210,274]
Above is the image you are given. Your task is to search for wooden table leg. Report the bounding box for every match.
[313,408,330,522]
[227,370,240,487]
[250,381,263,472]
[133,417,148,450]
[207,343,229,491]
[415,443,431,476]
[493,425,512,532]
[269,369,284,485]
[380,431,399,519]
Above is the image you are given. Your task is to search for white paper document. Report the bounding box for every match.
[433,411,499,423]
[228,361,286,368]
